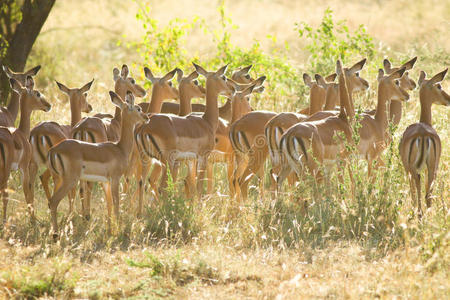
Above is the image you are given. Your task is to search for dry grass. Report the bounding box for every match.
[1,0,449,298]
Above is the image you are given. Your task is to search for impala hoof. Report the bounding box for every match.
[52,233,59,241]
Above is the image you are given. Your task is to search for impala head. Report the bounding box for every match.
[231,65,254,84]
[383,57,417,91]
[176,69,206,99]
[304,73,327,107]
[342,58,370,93]
[113,64,146,99]
[377,67,410,102]
[9,76,51,112]
[193,63,233,96]
[109,90,148,124]
[418,69,450,106]
[227,76,266,113]
[56,79,94,113]
[2,65,41,87]
[144,67,179,100]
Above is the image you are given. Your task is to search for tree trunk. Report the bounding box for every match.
[0,0,55,104]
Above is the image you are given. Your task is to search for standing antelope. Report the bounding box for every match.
[399,69,449,216]
[273,59,369,191]
[135,63,232,201]
[1,65,41,127]
[29,79,94,208]
[47,91,147,237]
[70,65,149,218]
[0,77,51,223]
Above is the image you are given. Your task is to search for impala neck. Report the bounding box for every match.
[231,99,250,124]
[309,86,325,115]
[70,98,83,127]
[419,90,432,125]
[203,81,220,131]
[7,91,20,123]
[148,87,165,113]
[389,100,402,126]
[324,86,338,110]
[178,89,192,116]
[18,98,32,137]
[114,87,126,123]
[338,76,354,121]
[374,84,390,131]
[219,99,232,119]
[117,114,137,157]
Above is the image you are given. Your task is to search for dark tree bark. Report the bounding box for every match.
[0,0,55,104]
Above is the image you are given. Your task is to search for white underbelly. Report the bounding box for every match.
[11,162,19,171]
[81,161,109,182]
[80,174,109,182]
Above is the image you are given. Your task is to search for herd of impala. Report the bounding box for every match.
[0,57,448,238]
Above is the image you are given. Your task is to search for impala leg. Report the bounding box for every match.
[1,181,8,224]
[138,161,150,216]
[49,175,78,238]
[226,153,234,194]
[206,159,214,195]
[412,172,422,217]
[40,169,52,200]
[111,178,120,227]
[80,181,92,220]
[196,156,207,199]
[231,153,247,198]
[276,163,292,196]
[425,166,436,209]
[68,187,76,215]
[21,167,36,222]
[184,160,197,199]
[239,150,266,201]
[149,161,162,202]
[102,182,113,233]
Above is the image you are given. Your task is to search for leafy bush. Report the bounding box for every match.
[296,8,376,74]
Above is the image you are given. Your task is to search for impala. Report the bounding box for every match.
[70,65,149,218]
[272,59,370,191]
[1,65,41,127]
[279,60,356,185]
[135,63,232,201]
[47,91,147,237]
[399,69,449,216]
[29,79,93,209]
[265,73,338,190]
[0,77,51,223]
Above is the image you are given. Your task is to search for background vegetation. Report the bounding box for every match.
[1,0,449,298]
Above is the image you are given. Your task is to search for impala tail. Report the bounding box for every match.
[408,135,436,171]
[265,125,284,166]
[230,127,251,154]
[30,133,55,164]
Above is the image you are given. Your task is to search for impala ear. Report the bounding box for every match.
[121,64,129,79]
[187,70,199,81]
[125,90,135,105]
[349,58,367,73]
[377,69,385,82]
[401,57,417,71]
[144,67,156,83]
[25,65,41,76]
[389,67,406,80]
[113,68,120,82]
[240,64,252,74]
[253,85,265,94]
[226,78,239,91]
[314,74,327,87]
[418,71,427,86]
[303,73,313,87]
[176,68,184,83]
[56,81,70,95]
[429,68,448,85]
[216,64,228,76]
[242,83,256,96]
[325,73,337,82]
[336,60,344,76]
[253,75,266,86]
[109,91,125,109]
[2,65,13,78]
[162,68,178,82]
[80,79,94,93]
[9,78,23,94]
[25,76,34,91]
[383,58,392,73]
[193,63,208,76]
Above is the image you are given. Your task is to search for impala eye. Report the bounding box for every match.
[355,72,360,77]
[221,75,226,80]
[36,91,41,97]
[130,78,136,84]
[193,80,198,85]
[137,106,142,112]
[436,84,442,90]
[395,80,400,86]
[168,81,172,87]
[244,74,250,79]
